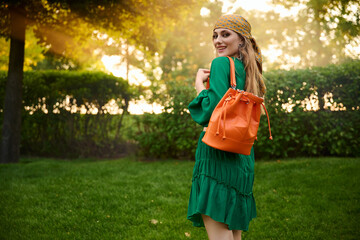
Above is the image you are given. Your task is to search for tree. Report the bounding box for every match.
[0,5,25,163]
[0,0,199,163]
[262,0,360,68]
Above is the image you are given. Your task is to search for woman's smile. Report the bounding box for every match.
[216,46,227,53]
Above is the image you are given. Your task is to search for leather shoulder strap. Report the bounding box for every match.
[226,56,236,88]
[206,57,236,89]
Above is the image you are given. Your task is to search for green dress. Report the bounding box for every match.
[187,56,256,231]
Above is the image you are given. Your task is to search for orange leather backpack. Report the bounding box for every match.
[202,56,272,155]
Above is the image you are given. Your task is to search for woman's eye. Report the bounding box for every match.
[212,35,217,39]
[222,33,230,37]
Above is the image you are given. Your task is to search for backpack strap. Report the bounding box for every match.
[206,57,236,90]
[226,56,236,89]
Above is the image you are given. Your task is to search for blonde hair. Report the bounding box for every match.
[238,36,265,98]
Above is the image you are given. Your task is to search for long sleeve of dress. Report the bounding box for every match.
[188,57,245,127]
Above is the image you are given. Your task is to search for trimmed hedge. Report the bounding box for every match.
[131,74,201,160]
[133,60,360,159]
[0,60,359,159]
[255,59,360,158]
[0,71,135,158]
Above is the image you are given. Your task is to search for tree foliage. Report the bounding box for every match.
[0,27,50,71]
[0,0,199,53]
[2,0,358,71]
[263,0,360,68]
[146,1,222,103]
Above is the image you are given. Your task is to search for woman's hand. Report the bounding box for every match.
[195,69,210,95]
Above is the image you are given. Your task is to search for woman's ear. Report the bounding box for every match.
[238,34,245,48]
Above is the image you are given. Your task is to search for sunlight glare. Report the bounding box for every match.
[200,7,210,16]
[221,0,304,17]
[128,99,163,115]
[101,55,162,114]
[222,0,272,13]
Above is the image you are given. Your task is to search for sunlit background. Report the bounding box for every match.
[102,0,299,114]
[99,0,359,114]
[1,0,359,115]
[101,0,280,114]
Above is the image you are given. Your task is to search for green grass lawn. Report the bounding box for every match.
[0,157,359,240]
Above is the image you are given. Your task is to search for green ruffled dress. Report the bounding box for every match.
[187,56,256,231]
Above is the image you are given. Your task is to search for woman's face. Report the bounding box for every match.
[213,28,243,58]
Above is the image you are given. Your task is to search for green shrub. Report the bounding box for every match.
[0,71,135,158]
[255,59,360,158]
[132,75,201,160]
[134,60,360,159]
[1,60,359,159]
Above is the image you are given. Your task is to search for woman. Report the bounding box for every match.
[187,14,266,240]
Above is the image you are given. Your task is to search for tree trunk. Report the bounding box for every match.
[0,7,26,164]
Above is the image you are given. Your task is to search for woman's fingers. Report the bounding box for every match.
[203,74,210,82]
[194,69,210,94]
[202,70,210,82]
[198,69,210,74]
[196,69,210,81]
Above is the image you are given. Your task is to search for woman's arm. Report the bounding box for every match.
[188,57,231,126]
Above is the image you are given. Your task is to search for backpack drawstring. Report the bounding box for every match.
[216,94,233,139]
[261,103,273,140]
[215,94,273,141]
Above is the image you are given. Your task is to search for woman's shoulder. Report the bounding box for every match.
[211,56,230,66]
[211,57,244,71]
[210,57,230,74]
[211,56,243,66]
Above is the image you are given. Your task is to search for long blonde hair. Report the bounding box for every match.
[238,35,265,98]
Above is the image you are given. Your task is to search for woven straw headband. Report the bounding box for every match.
[214,14,265,94]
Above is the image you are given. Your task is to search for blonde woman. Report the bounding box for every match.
[187,14,266,240]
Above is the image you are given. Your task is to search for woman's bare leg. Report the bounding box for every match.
[201,214,234,240]
[233,230,242,240]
